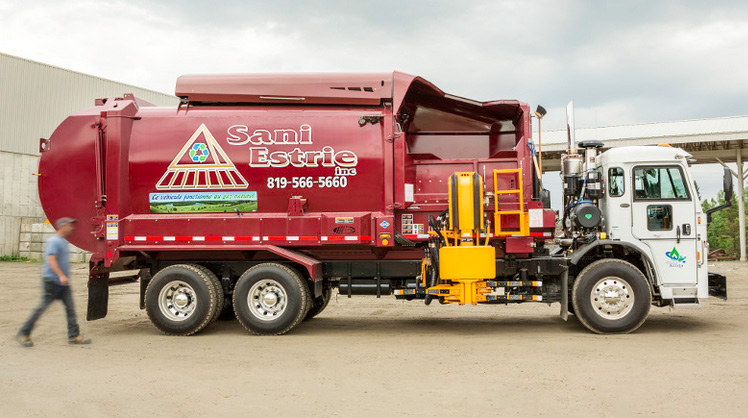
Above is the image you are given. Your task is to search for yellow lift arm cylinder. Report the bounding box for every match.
[448,172,484,232]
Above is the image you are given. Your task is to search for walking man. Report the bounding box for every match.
[17,217,91,347]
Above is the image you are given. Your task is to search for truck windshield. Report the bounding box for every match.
[633,166,690,200]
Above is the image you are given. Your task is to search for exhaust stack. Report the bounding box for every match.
[566,101,576,154]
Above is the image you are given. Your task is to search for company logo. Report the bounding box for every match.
[189,143,210,163]
[665,247,686,268]
[333,226,356,235]
[379,221,390,229]
[156,124,249,190]
[226,124,358,172]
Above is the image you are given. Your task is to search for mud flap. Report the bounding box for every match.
[560,268,569,321]
[708,273,727,300]
[87,274,109,321]
[313,276,323,298]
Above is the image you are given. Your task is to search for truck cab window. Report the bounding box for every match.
[633,166,690,200]
[609,167,624,197]
[647,204,673,230]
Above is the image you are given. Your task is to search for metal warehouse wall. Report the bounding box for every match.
[0,152,44,256]
[0,52,178,155]
[0,52,179,256]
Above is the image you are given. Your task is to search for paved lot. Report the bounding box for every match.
[1,260,747,417]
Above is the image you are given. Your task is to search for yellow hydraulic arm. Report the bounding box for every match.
[425,172,496,305]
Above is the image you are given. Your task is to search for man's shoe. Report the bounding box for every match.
[16,334,33,347]
[68,335,91,345]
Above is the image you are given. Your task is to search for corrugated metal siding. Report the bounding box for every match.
[0,151,46,256]
[0,52,178,155]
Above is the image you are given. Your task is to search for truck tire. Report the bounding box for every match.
[571,259,651,334]
[193,264,224,324]
[145,264,219,336]
[217,297,235,321]
[233,263,311,335]
[304,287,332,321]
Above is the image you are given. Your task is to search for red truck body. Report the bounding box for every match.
[39,71,551,280]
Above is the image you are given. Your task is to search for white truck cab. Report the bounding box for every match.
[597,146,708,304]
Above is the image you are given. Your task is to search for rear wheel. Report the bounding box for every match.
[304,287,332,321]
[145,264,218,336]
[233,263,311,335]
[193,264,223,324]
[572,259,651,334]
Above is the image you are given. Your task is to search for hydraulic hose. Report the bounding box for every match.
[424,215,443,305]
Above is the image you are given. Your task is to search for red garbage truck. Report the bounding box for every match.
[37,72,728,335]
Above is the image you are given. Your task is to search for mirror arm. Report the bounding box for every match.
[706,201,731,224]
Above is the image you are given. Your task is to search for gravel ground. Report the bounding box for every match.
[1,260,747,418]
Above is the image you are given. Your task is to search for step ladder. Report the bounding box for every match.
[493,168,529,236]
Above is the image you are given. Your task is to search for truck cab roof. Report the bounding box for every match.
[599,145,692,165]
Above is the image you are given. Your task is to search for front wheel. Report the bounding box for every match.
[571,259,651,334]
[233,263,311,335]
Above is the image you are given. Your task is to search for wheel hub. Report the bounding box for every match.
[248,280,287,321]
[590,277,634,320]
[603,290,622,304]
[174,292,190,308]
[263,292,279,307]
[158,280,197,322]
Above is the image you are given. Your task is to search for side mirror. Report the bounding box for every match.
[707,167,735,223]
[723,167,734,202]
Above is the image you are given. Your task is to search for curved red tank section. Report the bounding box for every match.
[39,109,102,251]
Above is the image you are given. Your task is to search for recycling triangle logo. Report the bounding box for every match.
[189,143,210,163]
[156,124,249,190]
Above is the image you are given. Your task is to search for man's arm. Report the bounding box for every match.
[47,254,69,285]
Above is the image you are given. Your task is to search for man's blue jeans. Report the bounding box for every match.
[18,280,80,339]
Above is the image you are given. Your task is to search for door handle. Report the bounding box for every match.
[676,225,681,243]
[682,223,691,235]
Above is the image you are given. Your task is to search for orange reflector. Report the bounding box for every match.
[697,251,701,261]
[378,233,391,239]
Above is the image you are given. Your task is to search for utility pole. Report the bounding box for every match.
[738,149,746,261]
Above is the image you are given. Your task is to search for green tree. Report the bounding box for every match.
[702,184,747,258]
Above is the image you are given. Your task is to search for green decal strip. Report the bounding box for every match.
[149,191,258,213]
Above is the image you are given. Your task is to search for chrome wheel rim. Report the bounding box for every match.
[248,279,287,321]
[590,276,634,320]
[158,280,197,321]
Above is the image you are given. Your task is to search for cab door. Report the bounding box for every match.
[631,165,697,285]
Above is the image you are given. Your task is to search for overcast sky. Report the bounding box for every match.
[1,0,746,200]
